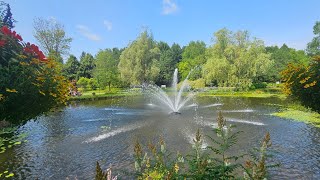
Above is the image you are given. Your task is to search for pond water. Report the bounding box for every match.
[1,96,320,179]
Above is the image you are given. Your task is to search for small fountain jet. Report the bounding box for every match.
[147,69,194,114]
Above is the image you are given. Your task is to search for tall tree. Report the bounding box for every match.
[306,21,320,56]
[33,17,72,62]
[203,29,273,90]
[0,2,15,29]
[266,44,310,81]
[78,52,95,78]
[178,41,206,80]
[118,30,160,85]
[63,55,80,80]
[94,49,120,91]
[171,43,182,64]
[156,42,174,85]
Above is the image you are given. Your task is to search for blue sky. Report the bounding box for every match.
[5,0,320,59]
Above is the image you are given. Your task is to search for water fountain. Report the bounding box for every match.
[146,68,195,114]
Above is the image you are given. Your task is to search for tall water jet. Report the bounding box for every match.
[146,68,195,114]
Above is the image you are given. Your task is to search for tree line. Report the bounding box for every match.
[55,27,314,91]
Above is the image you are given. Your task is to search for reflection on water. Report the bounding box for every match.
[0,96,320,179]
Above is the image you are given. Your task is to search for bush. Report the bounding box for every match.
[281,56,320,112]
[189,78,206,90]
[250,82,268,89]
[89,78,98,90]
[0,23,69,125]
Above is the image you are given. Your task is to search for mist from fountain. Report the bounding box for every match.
[147,68,195,114]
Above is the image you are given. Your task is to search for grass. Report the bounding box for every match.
[69,88,141,101]
[272,104,320,128]
[197,88,285,99]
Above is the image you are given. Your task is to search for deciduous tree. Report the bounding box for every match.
[33,17,72,63]
[118,31,160,85]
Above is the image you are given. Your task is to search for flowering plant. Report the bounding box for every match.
[0,22,69,125]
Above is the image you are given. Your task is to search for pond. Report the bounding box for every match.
[1,96,320,179]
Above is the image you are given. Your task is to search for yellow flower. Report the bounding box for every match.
[6,88,18,93]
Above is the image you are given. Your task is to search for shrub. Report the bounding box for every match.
[281,56,320,112]
[77,77,90,90]
[189,78,206,90]
[0,23,69,125]
[250,82,268,90]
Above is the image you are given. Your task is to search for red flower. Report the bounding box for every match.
[0,40,6,47]
[16,34,23,41]
[1,26,11,35]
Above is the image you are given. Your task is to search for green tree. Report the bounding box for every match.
[266,44,310,81]
[306,21,320,56]
[94,49,120,91]
[171,43,182,64]
[33,17,72,63]
[63,55,80,80]
[178,41,206,80]
[203,29,273,90]
[118,30,160,85]
[155,41,181,85]
[79,52,95,78]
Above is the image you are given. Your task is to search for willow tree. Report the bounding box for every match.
[203,28,273,90]
[118,31,160,85]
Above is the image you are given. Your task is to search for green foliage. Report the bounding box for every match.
[33,17,72,60]
[188,78,206,90]
[133,138,181,179]
[130,112,275,179]
[77,77,98,90]
[266,44,310,81]
[93,49,120,91]
[0,19,69,125]
[178,41,206,80]
[118,30,160,85]
[203,28,273,90]
[155,42,182,85]
[63,55,80,80]
[79,52,96,78]
[0,127,27,154]
[281,56,320,112]
[95,161,117,180]
[250,82,268,90]
[306,21,320,56]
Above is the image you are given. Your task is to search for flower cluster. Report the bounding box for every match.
[0,26,22,41]
[23,43,46,61]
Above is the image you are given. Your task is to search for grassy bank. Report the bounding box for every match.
[69,88,141,101]
[271,104,320,128]
[197,87,285,98]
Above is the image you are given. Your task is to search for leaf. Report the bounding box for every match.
[5,173,14,178]
[13,141,21,145]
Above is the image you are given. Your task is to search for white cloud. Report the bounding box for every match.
[162,0,178,15]
[76,25,101,41]
[103,20,112,31]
